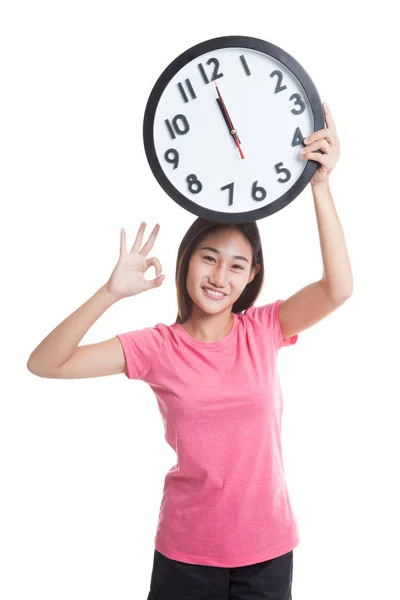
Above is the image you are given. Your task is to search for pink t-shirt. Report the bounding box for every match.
[117,299,299,568]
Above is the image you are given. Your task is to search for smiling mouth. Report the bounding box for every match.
[202,286,227,298]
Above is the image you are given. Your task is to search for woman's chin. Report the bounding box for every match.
[194,294,232,313]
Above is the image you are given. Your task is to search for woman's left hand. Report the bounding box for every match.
[300,102,340,186]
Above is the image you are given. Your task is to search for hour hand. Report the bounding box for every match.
[216,98,241,144]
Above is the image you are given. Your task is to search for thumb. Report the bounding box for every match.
[143,273,165,291]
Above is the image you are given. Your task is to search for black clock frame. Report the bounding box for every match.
[143,35,324,224]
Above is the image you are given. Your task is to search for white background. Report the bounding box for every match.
[1,1,399,599]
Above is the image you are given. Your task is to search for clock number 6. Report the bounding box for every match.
[252,181,267,201]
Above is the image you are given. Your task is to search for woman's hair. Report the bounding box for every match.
[174,217,265,324]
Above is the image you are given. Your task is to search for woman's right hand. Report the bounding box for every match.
[105,222,165,300]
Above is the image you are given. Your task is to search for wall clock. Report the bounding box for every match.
[143,35,324,223]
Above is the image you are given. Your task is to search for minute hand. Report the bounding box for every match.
[213,81,244,159]
[216,98,241,144]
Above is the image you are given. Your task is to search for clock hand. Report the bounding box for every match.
[213,78,244,159]
[216,95,244,159]
[216,98,241,144]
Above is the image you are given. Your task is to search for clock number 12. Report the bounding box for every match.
[198,58,224,84]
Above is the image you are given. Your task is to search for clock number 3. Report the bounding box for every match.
[270,70,306,115]
[289,93,306,115]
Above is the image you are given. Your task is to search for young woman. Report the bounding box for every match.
[27,103,353,599]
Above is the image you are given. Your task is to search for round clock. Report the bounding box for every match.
[143,35,324,224]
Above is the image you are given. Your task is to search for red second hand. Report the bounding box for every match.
[213,78,244,159]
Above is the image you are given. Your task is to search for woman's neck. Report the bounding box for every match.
[182,312,234,343]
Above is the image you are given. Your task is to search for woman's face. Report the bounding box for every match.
[186,227,260,315]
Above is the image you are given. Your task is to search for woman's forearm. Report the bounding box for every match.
[27,284,120,373]
[311,181,354,300]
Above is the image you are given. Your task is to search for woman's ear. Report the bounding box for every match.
[248,264,260,283]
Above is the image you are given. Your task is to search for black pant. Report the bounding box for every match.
[147,548,293,599]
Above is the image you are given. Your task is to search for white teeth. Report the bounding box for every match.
[203,287,225,298]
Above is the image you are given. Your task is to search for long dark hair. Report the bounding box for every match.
[174,218,265,325]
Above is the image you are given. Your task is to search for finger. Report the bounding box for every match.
[130,222,147,254]
[301,151,328,166]
[145,256,162,277]
[120,228,126,256]
[301,138,331,155]
[304,128,335,147]
[148,272,166,287]
[143,274,165,291]
[143,258,165,290]
[323,103,340,147]
[140,223,160,256]
[305,130,340,152]
[308,130,340,152]
[323,102,337,133]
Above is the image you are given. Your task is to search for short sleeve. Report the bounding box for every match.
[245,299,298,350]
[116,323,165,380]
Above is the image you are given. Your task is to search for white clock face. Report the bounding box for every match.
[144,38,323,222]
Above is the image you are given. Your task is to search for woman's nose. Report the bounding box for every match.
[211,268,228,286]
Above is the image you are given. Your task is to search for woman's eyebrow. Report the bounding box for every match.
[200,246,249,264]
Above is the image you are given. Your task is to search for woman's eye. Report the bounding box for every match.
[203,256,243,270]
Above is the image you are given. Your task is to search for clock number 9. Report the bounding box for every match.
[164,149,179,170]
